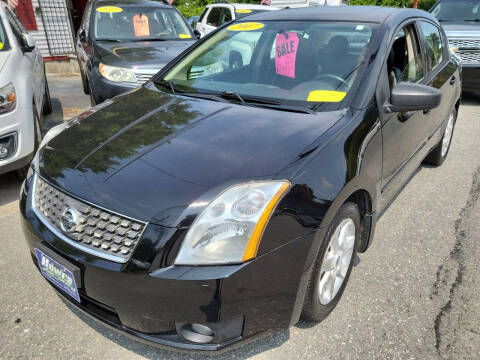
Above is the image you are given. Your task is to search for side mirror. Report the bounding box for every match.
[193,30,201,40]
[78,29,87,43]
[384,82,441,113]
[21,33,35,52]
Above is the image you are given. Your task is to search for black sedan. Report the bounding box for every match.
[21,6,461,351]
[76,0,196,105]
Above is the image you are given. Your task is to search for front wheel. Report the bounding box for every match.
[17,108,42,179]
[301,202,360,322]
[42,77,53,115]
[424,108,456,166]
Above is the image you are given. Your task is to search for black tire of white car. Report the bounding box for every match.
[80,64,90,95]
[424,108,457,167]
[301,202,360,322]
[42,78,53,115]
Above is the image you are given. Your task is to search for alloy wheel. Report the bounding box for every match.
[441,113,454,158]
[318,218,355,305]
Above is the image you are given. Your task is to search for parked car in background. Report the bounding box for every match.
[187,15,199,27]
[76,0,196,105]
[195,2,279,37]
[0,2,51,178]
[21,6,460,351]
[430,0,479,95]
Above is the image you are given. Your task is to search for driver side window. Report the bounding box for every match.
[387,24,424,91]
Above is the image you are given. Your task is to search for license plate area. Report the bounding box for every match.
[34,246,81,303]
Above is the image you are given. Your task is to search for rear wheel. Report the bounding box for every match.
[301,202,360,322]
[424,108,456,166]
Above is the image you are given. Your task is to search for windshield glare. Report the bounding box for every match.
[431,0,480,21]
[94,6,192,41]
[162,21,374,111]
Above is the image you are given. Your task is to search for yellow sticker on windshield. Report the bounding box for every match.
[0,42,3,50]
[235,9,252,13]
[96,6,123,13]
[307,90,346,103]
[179,33,192,39]
[228,22,264,32]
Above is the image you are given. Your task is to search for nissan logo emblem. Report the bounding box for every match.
[60,208,78,233]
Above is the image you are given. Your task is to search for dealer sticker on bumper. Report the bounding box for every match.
[34,248,80,303]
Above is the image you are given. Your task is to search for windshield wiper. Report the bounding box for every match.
[96,38,122,42]
[250,103,316,114]
[155,79,181,94]
[220,92,282,105]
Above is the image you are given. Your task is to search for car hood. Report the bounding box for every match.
[440,22,480,38]
[38,85,344,227]
[94,39,194,69]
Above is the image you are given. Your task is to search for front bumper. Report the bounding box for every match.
[20,176,315,351]
[89,74,139,105]
[461,64,480,95]
[0,106,35,174]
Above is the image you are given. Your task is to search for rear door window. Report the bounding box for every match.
[419,21,444,71]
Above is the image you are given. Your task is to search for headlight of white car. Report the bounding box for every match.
[175,181,290,265]
[0,83,16,114]
[99,63,137,83]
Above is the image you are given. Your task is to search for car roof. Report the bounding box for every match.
[92,0,172,8]
[246,6,436,24]
[208,3,279,10]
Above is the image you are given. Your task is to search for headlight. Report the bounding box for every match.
[99,63,136,83]
[175,181,290,265]
[0,83,16,114]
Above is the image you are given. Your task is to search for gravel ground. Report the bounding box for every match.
[0,76,479,360]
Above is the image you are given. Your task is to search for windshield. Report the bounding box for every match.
[431,0,480,22]
[0,18,10,52]
[160,21,374,111]
[93,5,192,41]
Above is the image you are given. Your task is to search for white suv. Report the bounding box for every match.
[195,3,279,38]
[0,3,51,177]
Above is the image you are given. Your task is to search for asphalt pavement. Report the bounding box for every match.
[0,75,479,359]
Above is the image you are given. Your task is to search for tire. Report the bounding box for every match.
[301,202,361,322]
[89,84,96,107]
[424,108,457,166]
[80,64,90,95]
[42,76,53,115]
[17,107,42,180]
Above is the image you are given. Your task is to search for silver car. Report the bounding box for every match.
[0,2,51,177]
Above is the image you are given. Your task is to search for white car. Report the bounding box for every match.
[195,3,279,38]
[0,2,51,177]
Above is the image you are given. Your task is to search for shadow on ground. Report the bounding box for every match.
[62,298,290,360]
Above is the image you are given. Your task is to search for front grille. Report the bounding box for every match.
[448,38,480,49]
[454,50,480,64]
[32,175,147,263]
[134,69,160,85]
[449,38,480,64]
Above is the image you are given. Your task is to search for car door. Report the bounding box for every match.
[378,21,430,209]
[76,1,93,77]
[418,19,458,139]
[195,7,209,37]
[6,9,44,115]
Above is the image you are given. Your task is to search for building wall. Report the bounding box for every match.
[29,0,51,56]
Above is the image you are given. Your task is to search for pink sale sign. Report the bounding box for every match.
[275,32,300,79]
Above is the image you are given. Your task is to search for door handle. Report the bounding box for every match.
[450,76,456,85]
